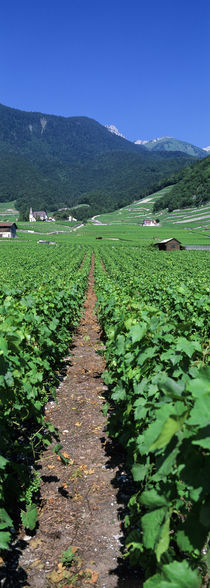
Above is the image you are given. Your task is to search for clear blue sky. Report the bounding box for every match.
[1,0,210,147]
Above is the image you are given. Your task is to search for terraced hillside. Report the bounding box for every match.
[93,187,210,230]
[0,200,18,222]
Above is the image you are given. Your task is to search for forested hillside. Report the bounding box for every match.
[0,104,195,214]
[153,155,210,212]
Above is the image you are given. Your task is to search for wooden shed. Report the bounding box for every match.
[155,238,181,251]
[0,222,17,238]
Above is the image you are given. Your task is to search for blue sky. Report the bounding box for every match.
[1,0,210,146]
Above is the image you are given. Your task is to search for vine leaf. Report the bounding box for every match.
[0,531,11,550]
[21,504,38,530]
[150,414,187,450]
[129,323,147,343]
[0,508,13,530]
[155,513,170,562]
[141,507,166,549]
[144,559,200,587]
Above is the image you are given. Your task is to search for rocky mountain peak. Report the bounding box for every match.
[105,124,125,139]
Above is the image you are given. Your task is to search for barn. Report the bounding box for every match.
[0,222,17,238]
[155,238,181,251]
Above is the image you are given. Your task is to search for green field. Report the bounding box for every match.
[91,186,210,233]
[17,220,79,233]
[0,210,209,246]
[0,200,18,222]
[1,187,210,242]
[0,220,209,585]
[81,223,210,245]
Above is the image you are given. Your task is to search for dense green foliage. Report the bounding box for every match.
[18,204,30,221]
[0,231,209,587]
[94,245,209,585]
[0,242,91,547]
[153,155,210,212]
[54,204,90,221]
[0,104,194,214]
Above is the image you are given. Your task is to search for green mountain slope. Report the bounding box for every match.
[142,137,206,159]
[0,103,144,161]
[0,104,195,213]
[153,155,210,212]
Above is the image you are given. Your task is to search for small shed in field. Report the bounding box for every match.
[143,219,157,226]
[37,240,57,245]
[155,238,181,251]
[0,222,17,238]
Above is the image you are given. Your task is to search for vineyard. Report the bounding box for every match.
[0,242,91,547]
[94,245,209,586]
[0,235,209,586]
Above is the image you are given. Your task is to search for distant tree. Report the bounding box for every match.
[19,205,29,221]
[54,210,70,220]
[69,206,90,221]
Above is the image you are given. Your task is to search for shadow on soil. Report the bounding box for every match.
[0,540,29,587]
[0,351,75,588]
[101,434,144,588]
[0,356,144,587]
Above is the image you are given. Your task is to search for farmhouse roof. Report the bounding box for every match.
[156,238,181,244]
[33,211,47,216]
[0,222,17,228]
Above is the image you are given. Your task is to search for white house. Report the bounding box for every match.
[142,219,157,226]
[29,207,48,222]
[68,215,77,221]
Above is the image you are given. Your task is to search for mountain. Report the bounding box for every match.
[0,104,196,214]
[134,139,148,145]
[0,104,142,160]
[134,136,206,159]
[106,126,206,158]
[153,155,210,212]
[105,124,125,138]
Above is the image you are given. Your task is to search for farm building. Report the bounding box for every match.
[143,219,157,226]
[155,238,181,251]
[37,240,57,245]
[0,222,17,238]
[29,207,48,222]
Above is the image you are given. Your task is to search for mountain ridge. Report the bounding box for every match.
[138,136,206,158]
[0,103,196,214]
[105,124,206,158]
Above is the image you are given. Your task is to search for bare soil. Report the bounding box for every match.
[2,257,142,587]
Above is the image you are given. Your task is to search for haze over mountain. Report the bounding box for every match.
[136,136,206,159]
[0,103,197,215]
[106,125,206,158]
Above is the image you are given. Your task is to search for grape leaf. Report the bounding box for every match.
[21,504,38,530]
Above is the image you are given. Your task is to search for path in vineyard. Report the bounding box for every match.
[18,256,141,587]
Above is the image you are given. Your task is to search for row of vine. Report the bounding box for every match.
[0,242,91,548]
[94,245,209,586]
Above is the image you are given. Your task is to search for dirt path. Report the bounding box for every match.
[16,257,141,587]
